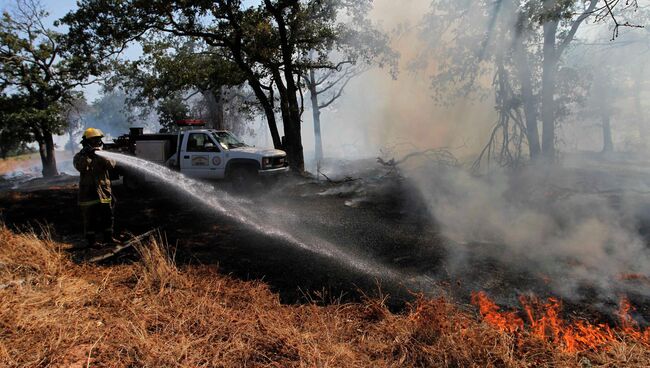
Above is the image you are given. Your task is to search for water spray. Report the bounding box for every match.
[98,151,431,290]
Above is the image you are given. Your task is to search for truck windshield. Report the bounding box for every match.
[213,131,246,150]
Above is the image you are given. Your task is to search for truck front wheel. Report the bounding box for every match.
[228,166,258,192]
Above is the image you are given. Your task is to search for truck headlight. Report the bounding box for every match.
[262,157,271,168]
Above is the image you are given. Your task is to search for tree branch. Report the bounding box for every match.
[556,0,599,57]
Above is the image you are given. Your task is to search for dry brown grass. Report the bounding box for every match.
[0,154,40,176]
[0,152,73,176]
[0,225,648,367]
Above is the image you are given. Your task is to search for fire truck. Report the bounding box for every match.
[105,119,289,188]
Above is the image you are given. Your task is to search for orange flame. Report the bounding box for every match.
[518,295,615,353]
[471,292,649,353]
[471,291,523,333]
[618,297,650,345]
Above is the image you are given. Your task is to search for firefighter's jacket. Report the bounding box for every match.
[73,148,116,206]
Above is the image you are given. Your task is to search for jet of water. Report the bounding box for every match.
[98,151,432,290]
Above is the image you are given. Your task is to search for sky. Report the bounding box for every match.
[0,0,77,19]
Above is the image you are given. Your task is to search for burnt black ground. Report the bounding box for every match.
[1,166,648,326]
[0,174,444,307]
[0,173,529,308]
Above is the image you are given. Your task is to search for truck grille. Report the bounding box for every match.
[272,156,287,168]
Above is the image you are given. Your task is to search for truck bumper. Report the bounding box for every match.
[258,166,290,176]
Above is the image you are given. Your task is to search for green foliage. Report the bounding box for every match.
[116,36,247,106]
[0,4,61,129]
[63,0,386,90]
[70,0,362,84]
[0,94,61,158]
[157,95,189,131]
[0,95,32,158]
[111,35,253,132]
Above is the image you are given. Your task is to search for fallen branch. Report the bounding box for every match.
[317,168,359,184]
[377,148,459,168]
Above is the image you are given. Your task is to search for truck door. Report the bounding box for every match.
[179,132,225,179]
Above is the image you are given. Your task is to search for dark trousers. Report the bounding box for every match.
[80,202,114,245]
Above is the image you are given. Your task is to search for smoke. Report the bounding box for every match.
[81,92,145,139]
[398,156,650,304]
[297,0,497,173]
[299,0,650,161]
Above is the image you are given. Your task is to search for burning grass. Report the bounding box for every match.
[472,291,650,354]
[0,226,649,367]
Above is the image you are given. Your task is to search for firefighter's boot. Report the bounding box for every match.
[86,232,97,249]
[102,229,119,246]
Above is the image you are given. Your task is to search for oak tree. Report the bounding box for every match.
[64,0,382,172]
[0,0,99,176]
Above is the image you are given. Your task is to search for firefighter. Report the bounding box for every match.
[73,128,117,248]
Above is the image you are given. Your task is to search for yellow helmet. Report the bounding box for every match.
[82,128,104,140]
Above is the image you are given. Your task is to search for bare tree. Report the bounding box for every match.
[420,0,643,168]
[303,60,367,174]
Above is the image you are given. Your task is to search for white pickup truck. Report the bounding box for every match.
[106,123,288,188]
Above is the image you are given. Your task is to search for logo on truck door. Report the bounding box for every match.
[212,157,222,166]
[191,155,209,166]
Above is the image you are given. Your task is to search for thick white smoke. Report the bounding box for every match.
[402,157,650,302]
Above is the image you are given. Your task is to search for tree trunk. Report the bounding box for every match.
[257,94,281,149]
[541,2,559,160]
[307,69,324,173]
[602,114,613,153]
[265,1,305,173]
[250,81,282,149]
[515,54,541,158]
[283,83,305,173]
[513,13,540,159]
[229,42,282,149]
[39,128,59,177]
[202,89,225,130]
[272,69,305,173]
